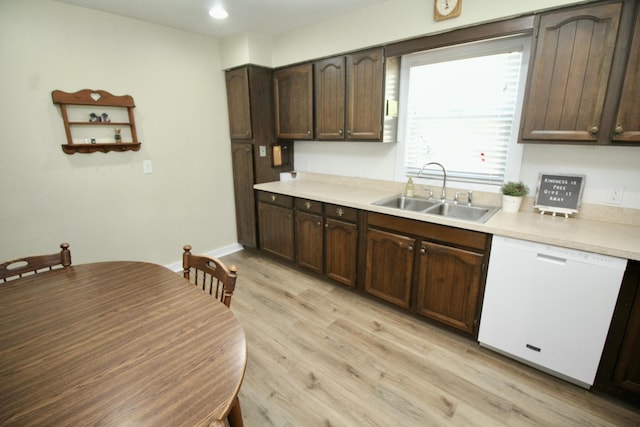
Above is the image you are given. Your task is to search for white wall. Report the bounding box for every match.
[0,0,237,265]
[219,0,586,69]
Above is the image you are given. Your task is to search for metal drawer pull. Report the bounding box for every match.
[305,201,312,209]
[336,207,344,217]
[271,194,277,202]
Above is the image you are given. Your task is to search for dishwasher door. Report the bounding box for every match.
[478,236,627,388]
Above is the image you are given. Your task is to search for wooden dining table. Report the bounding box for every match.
[0,261,247,426]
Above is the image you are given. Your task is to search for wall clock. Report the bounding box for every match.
[434,0,462,21]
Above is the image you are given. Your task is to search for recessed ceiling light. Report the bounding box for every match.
[209,5,228,20]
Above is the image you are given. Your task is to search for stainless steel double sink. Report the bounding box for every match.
[372,194,499,223]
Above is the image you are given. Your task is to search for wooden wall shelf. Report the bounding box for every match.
[52,89,141,154]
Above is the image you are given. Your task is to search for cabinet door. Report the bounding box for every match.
[295,211,324,274]
[231,143,257,248]
[325,218,358,288]
[315,57,346,140]
[520,2,622,143]
[364,228,415,308]
[258,202,294,262]
[415,241,484,335]
[613,282,640,393]
[612,6,640,143]
[274,63,313,140]
[345,48,384,140]
[225,67,253,140]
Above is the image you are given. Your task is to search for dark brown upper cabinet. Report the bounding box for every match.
[225,67,253,140]
[274,63,314,140]
[520,0,640,145]
[521,2,621,143]
[612,3,640,143]
[314,48,387,141]
[314,56,346,140]
[345,48,385,141]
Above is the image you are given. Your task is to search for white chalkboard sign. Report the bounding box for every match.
[534,173,585,217]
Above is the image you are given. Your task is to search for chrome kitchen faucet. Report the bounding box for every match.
[417,162,447,202]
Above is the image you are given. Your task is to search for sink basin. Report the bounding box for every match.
[372,194,498,223]
[372,194,440,212]
[424,202,498,223]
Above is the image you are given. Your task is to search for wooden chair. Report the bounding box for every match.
[1,243,72,283]
[182,244,239,308]
[182,245,244,426]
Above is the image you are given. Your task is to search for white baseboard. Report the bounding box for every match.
[165,243,244,272]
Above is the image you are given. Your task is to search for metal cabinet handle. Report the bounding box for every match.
[407,245,414,251]
[614,123,624,136]
[316,221,322,227]
[305,201,312,209]
[339,129,343,136]
[336,207,344,217]
[420,247,426,254]
[590,126,599,135]
[270,194,277,201]
[307,130,312,135]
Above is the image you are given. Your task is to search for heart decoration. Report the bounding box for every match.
[90,92,101,101]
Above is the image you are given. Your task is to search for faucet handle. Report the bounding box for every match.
[467,190,473,205]
[423,187,433,199]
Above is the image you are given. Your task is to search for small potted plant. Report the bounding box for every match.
[501,181,529,213]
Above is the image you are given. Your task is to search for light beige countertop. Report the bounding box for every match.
[255,176,640,261]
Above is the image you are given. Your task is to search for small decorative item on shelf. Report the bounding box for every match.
[114,128,121,142]
[501,181,529,213]
[101,113,110,122]
[89,112,100,122]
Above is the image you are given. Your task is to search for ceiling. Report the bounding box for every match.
[54,0,388,39]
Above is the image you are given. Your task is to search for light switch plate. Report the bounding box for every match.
[143,160,153,174]
[259,145,267,157]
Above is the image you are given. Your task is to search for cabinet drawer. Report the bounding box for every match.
[324,204,358,222]
[257,191,293,208]
[295,198,323,214]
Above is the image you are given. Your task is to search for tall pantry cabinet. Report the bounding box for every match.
[225,65,293,248]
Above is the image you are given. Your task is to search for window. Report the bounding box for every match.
[395,35,531,190]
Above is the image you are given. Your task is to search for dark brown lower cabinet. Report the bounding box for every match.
[257,192,294,262]
[324,217,358,288]
[295,210,324,274]
[295,199,359,288]
[364,228,415,309]
[231,143,256,247]
[364,212,490,337]
[415,241,484,335]
[595,260,640,407]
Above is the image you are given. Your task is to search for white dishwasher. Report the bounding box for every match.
[478,235,627,388]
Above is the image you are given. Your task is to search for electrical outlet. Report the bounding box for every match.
[606,186,624,204]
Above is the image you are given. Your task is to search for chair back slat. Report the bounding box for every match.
[1,243,71,283]
[182,245,238,307]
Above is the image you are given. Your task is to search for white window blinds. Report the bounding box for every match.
[401,36,530,185]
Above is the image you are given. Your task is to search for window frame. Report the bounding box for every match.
[394,34,532,193]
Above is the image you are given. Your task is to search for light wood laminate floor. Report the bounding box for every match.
[221,250,640,426]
